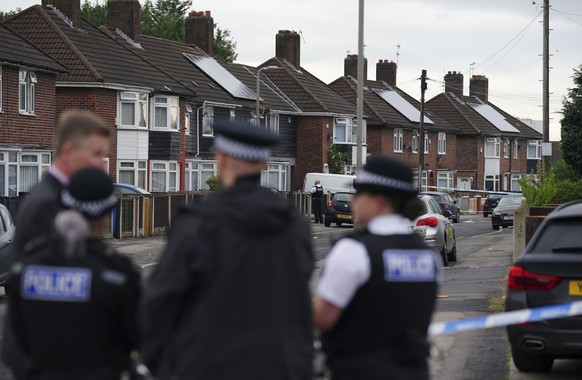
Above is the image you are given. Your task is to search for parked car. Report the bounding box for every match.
[491,195,525,230]
[505,200,582,373]
[0,204,16,285]
[113,183,151,195]
[410,195,457,266]
[324,192,354,227]
[420,191,461,223]
[483,193,505,217]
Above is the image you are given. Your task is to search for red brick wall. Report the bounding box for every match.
[292,116,330,190]
[0,66,57,149]
[107,0,141,43]
[185,12,214,56]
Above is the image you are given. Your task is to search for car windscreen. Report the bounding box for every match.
[333,193,353,202]
[426,194,442,202]
[497,197,525,207]
[529,219,582,253]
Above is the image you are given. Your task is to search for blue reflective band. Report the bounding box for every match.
[429,301,582,336]
[22,265,92,302]
[383,250,438,282]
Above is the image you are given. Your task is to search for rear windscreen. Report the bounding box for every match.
[530,219,582,254]
[334,193,353,202]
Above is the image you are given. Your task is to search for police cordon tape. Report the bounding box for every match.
[428,301,582,337]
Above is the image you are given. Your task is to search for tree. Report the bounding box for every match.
[0,9,20,22]
[561,65,582,176]
[327,144,347,174]
[81,0,106,26]
[214,25,238,63]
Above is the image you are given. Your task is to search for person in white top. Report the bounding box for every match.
[313,155,441,380]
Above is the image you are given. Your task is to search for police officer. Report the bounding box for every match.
[5,168,140,380]
[139,120,314,380]
[313,156,441,380]
[310,179,326,223]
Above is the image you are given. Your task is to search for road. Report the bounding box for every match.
[0,215,578,379]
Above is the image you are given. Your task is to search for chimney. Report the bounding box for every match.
[376,59,397,86]
[344,54,367,81]
[185,11,214,56]
[469,74,489,102]
[42,0,81,26]
[107,0,141,42]
[276,30,300,68]
[444,71,464,98]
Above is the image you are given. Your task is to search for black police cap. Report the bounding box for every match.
[60,168,119,220]
[354,155,418,198]
[213,119,280,161]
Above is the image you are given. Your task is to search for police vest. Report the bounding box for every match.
[323,232,439,360]
[313,185,324,199]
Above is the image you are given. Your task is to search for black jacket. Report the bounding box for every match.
[139,177,314,380]
[6,238,140,379]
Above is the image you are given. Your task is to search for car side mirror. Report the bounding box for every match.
[444,210,453,218]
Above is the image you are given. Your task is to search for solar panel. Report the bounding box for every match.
[372,89,434,124]
[183,53,257,100]
[467,103,519,133]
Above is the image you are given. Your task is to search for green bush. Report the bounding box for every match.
[551,179,582,204]
[518,170,557,207]
[205,176,219,190]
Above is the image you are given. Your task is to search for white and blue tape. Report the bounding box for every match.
[429,301,582,336]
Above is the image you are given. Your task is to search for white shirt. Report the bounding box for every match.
[316,214,413,309]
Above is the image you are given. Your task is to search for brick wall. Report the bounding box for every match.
[107,0,141,43]
[185,11,214,56]
[0,66,57,149]
[292,116,329,190]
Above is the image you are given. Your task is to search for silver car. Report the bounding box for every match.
[410,195,457,266]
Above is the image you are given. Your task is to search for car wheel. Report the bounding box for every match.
[493,225,500,230]
[324,219,331,227]
[511,348,554,373]
[453,213,460,223]
[447,237,457,262]
[336,222,342,226]
[440,243,449,267]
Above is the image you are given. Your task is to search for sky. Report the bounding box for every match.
[3,0,582,141]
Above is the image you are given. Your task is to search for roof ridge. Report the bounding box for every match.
[244,65,301,112]
[343,76,386,124]
[36,5,103,82]
[443,92,483,135]
[274,57,329,112]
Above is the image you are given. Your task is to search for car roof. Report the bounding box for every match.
[543,200,582,220]
[113,183,151,194]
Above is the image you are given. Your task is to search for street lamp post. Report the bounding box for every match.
[256,66,278,127]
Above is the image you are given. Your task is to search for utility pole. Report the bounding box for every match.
[418,69,427,191]
[542,0,550,171]
[356,0,364,169]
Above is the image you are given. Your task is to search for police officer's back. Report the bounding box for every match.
[5,168,140,380]
[313,156,441,380]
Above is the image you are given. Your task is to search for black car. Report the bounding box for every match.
[0,204,16,285]
[505,200,582,372]
[324,192,354,227]
[491,195,525,230]
[483,193,505,217]
[420,191,460,223]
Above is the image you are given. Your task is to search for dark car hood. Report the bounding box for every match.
[494,205,521,214]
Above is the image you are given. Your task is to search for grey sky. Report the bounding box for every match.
[3,0,581,140]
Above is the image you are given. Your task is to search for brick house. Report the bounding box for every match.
[426,72,543,192]
[5,0,197,192]
[0,23,66,196]
[330,56,462,189]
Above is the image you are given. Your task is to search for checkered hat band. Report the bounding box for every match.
[214,135,270,161]
[355,169,416,191]
[61,191,118,218]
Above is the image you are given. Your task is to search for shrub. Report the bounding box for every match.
[518,170,557,207]
[205,176,219,190]
[551,179,582,204]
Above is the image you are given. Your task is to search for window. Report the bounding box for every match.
[511,174,525,192]
[0,151,50,195]
[334,118,353,143]
[393,129,403,152]
[119,91,148,128]
[185,161,217,191]
[437,171,453,190]
[203,106,214,136]
[230,109,236,122]
[485,174,500,191]
[485,138,500,158]
[153,96,179,130]
[19,70,36,114]
[344,165,357,175]
[267,113,279,134]
[118,160,147,189]
[513,140,519,159]
[261,163,288,191]
[412,130,419,154]
[151,161,179,192]
[503,139,509,159]
[438,132,446,155]
[424,133,429,154]
[184,104,193,134]
[528,140,542,159]
[414,169,428,189]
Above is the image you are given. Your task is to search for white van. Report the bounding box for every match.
[303,173,356,194]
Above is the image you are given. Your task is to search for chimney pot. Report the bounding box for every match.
[376,59,397,86]
[344,54,367,81]
[205,11,211,16]
[444,71,464,98]
[185,10,214,56]
[470,74,489,102]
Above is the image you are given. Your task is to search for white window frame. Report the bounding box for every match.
[334,118,353,144]
[150,161,179,192]
[437,171,453,190]
[485,137,501,158]
[511,174,525,192]
[185,161,217,191]
[527,140,542,159]
[267,113,279,134]
[437,132,446,155]
[261,163,289,191]
[202,106,215,136]
[117,160,147,189]
[152,96,179,131]
[19,70,36,115]
[485,174,500,192]
[424,133,429,154]
[119,91,148,129]
[230,109,236,122]
[504,139,509,159]
[513,140,519,159]
[0,150,50,196]
[393,129,403,153]
[412,130,419,154]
